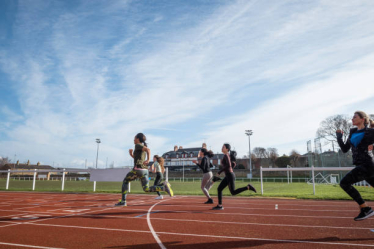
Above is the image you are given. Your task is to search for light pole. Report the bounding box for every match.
[245,130,253,178]
[13,154,16,169]
[95,138,101,169]
[182,151,188,182]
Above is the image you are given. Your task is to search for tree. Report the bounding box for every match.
[0,157,11,167]
[289,150,300,167]
[316,114,352,142]
[252,147,267,158]
[267,148,278,167]
[237,164,245,169]
[275,155,290,168]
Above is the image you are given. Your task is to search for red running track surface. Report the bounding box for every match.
[0,191,373,248]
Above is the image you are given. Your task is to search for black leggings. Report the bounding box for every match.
[154,172,163,196]
[340,164,374,205]
[217,172,248,205]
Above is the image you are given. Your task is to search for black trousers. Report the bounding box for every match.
[340,163,374,205]
[154,172,163,196]
[217,172,248,205]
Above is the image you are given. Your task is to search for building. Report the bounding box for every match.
[1,162,57,179]
[162,145,224,171]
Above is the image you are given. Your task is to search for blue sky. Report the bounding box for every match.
[1,0,374,168]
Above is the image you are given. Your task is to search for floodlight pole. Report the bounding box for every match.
[95,138,101,169]
[245,130,253,178]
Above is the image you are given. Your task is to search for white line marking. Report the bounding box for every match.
[78,213,374,231]
[12,222,374,248]
[0,241,64,249]
[156,230,374,248]
[147,200,167,249]
[158,203,360,213]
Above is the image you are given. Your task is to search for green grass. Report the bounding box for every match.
[1,179,374,201]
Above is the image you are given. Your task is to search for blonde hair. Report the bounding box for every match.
[154,155,165,173]
[370,119,374,128]
[354,111,370,126]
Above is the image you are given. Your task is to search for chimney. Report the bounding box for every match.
[174,145,178,152]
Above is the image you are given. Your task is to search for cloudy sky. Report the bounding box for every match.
[1,0,374,168]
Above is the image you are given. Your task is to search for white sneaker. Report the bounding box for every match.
[155,195,163,200]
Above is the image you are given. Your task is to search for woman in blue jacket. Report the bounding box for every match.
[337,111,374,221]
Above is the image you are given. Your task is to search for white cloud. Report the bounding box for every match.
[201,53,374,156]
[1,0,374,167]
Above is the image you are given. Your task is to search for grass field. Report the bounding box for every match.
[1,179,373,201]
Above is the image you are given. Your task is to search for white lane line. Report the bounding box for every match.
[11,222,374,248]
[147,200,167,249]
[0,205,360,220]
[79,214,374,231]
[0,205,119,229]
[155,203,360,213]
[164,199,365,209]
[0,241,64,249]
[156,230,374,248]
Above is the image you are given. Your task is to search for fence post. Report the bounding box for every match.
[6,169,10,190]
[129,182,131,193]
[32,169,37,191]
[93,181,96,192]
[61,169,66,191]
[312,166,315,195]
[291,169,293,183]
[166,167,169,182]
[260,167,263,195]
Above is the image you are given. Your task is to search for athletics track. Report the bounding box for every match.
[0,192,373,248]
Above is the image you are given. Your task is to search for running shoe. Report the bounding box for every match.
[163,181,174,197]
[155,195,163,200]
[247,183,257,193]
[115,200,127,206]
[212,205,224,210]
[354,207,374,221]
[204,198,214,204]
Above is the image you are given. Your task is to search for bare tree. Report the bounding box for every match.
[267,148,278,167]
[316,115,352,142]
[252,147,267,158]
[289,150,300,167]
[0,157,11,167]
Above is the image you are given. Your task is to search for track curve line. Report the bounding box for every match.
[147,199,168,249]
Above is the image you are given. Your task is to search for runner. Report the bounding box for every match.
[115,133,173,206]
[212,143,257,210]
[337,111,374,220]
[150,155,165,200]
[193,148,215,204]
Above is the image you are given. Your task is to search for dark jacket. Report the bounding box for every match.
[337,127,374,166]
[195,156,211,173]
[218,153,236,175]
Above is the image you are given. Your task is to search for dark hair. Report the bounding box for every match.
[223,143,236,162]
[230,150,237,162]
[200,148,214,158]
[223,143,231,151]
[135,133,147,147]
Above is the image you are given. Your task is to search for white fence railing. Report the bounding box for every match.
[0,168,91,191]
[260,166,355,195]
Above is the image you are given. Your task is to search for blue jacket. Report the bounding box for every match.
[337,127,374,166]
